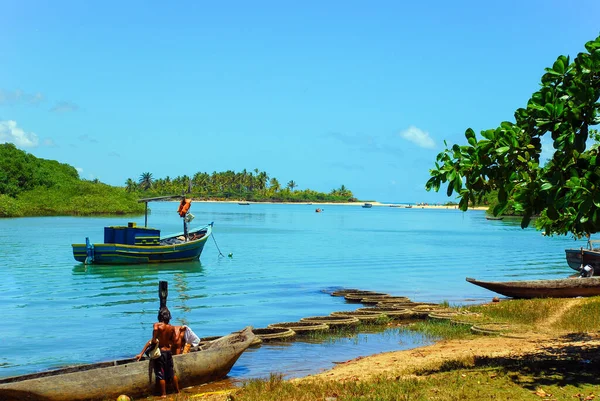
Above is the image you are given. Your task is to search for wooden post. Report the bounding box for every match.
[144,202,148,227]
[159,281,168,308]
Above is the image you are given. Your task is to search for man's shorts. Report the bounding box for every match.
[153,350,175,381]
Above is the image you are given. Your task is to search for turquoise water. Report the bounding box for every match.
[0,202,582,379]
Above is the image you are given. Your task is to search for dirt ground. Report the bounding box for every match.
[298,298,600,383]
[186,298,600,399]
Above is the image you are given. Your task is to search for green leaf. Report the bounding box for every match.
[458,196,468,211]
[541,182,553,191]
[594,192,600,207]
[498,188,507,203]
[453,175,462,193]
[520,214,532,229]
[493,202,508,216]
[594,209,600,226]
[547,205,559,220]
[552,58,565,74]
[585,38,600,53]
[496,146,510,155]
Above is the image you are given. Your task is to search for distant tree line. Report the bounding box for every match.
[125,169,357,203]
[0,143,359,217]
[0,143,144,217]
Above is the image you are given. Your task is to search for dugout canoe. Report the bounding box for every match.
[0,327,256,401]
[466,276,600,299]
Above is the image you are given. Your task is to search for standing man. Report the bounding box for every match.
[136,306,181,397]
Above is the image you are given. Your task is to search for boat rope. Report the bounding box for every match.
[211,231,226,257]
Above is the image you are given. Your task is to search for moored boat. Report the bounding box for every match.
[466,277,600,299]
[362,203,373,208]
[565,239,600,274]
[72,196,213,265]
[0,327,256,401]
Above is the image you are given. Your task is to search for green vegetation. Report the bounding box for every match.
[124,169,357,203]
[468,298,561,326]
[427,35,600,237]
[220,369,599,401]
[401,319,473,341]
[0,143,358,217]
[171,298,600,401]
[0,143,144,217]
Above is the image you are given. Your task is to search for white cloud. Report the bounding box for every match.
[400,126,435,149]
[0,120,39,147]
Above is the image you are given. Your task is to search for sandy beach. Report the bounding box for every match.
[192,199,487,210]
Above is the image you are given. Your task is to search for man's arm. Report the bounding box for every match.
[136,339,152,361]
[135,323,160,361]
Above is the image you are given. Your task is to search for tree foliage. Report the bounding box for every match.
[426,36,600,238]
[0,143,79,197]
[126,170,356,203]
[0,144,144,217]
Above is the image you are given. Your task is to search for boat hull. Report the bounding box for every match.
[466,277,600,299]
[0,327,255,401]
[565,248,600,273]
[72,225,211,264]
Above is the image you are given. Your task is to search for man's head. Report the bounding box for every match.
[158,306,171,324]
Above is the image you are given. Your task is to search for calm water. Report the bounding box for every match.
[0,202,582,380]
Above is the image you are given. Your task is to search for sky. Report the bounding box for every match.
[1,1,599,203]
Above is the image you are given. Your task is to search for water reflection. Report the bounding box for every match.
[72,261,205,280]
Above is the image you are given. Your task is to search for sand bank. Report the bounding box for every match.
[191,199,487,211]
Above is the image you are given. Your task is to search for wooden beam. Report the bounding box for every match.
[159,281,168,308]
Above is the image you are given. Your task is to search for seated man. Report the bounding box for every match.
[136,307,180,397]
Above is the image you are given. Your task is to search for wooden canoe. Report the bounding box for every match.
[0,327,256,401]
[466,277,600,299]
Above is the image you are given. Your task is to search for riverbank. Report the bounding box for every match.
[186,297,600,401]
[192,199,487,210]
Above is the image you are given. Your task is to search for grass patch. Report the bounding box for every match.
[184,367,600,401]
[174,298,600,401]
[556,297,600,332]
[400,319,474,341]
[466,298,563,326]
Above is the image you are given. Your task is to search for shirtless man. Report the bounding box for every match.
[136,306,181,397]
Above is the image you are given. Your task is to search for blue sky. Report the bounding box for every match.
[1,1,598,203]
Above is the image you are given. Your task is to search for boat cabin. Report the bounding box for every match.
[104,222,160,246]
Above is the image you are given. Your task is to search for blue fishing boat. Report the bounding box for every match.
[72,196,212,264]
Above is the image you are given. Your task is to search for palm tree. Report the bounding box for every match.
[269,178,281,192]
[257,170,269,193]
[287,180,297,191]
[338,184,352,198]
[125,178,137,192]
[193,172,210,194]
[138,172,153,190]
